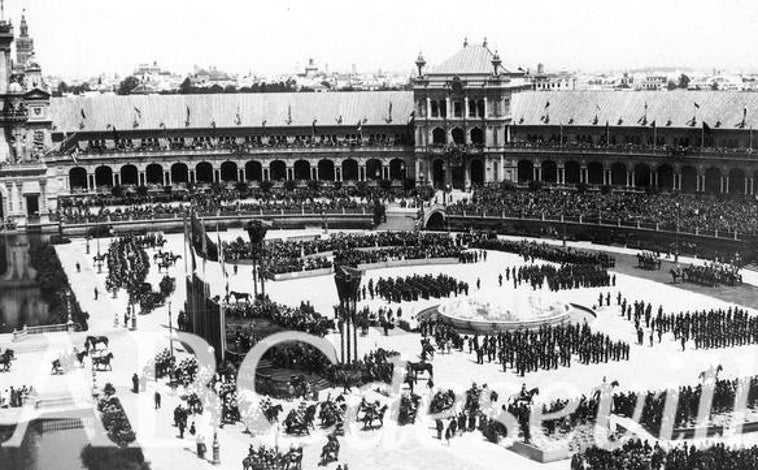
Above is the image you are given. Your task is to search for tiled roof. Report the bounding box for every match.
[430,45,503,76]
[49,91,415,133]
[511,90,758,130]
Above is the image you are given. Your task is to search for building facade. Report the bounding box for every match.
[0,20,758,229]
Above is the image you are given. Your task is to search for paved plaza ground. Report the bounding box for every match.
[3,228,758,470]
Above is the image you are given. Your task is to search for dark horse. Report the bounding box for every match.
[0,355,11,372]
[85,336,109,351]
[228,291,252,304]
[407,361,434,379]
[93,352,114,371]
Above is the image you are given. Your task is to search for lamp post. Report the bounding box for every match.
[334,266,364,363]
[211,429,220,465]
[245,220,270,299]
[168,301,174,359]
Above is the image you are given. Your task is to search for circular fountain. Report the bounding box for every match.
[436,291,583,333]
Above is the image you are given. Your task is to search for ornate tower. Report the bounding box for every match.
[412,39,530,189]
[15,11,33,69]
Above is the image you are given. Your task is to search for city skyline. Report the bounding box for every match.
[9,0,758,79]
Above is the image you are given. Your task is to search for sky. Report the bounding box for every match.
[9,0,758,79]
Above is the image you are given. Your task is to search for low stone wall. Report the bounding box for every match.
[272,267,335,281]
[54,213,373,236]
[356,257,459,271]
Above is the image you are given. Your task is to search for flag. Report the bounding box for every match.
[217,228,229,297]
[703,122,711,133]
[595,104,600,112]
[186,106,191,126]
[545,101,550,109]
[357,120,363,133]
[312,118,318,135]
[134,107,142,119]
[694,102,700,110]
[80,108,87,120]
[336,115,343,124]
[183,211,195,274]
[235,106,242,125]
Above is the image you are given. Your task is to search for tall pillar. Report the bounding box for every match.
[240,168,246,181]
[334,166,339,182]
[263,168,269,181]
[415,159,421,184]
[165,171,171,186]
[88,173,94,191]
[723,176,729,194]
[445,97,451,119]
[532,167,539,181]
[426,97,431,118]
[139,171,146,186]
[483,97,488,118]
[464,96,470,118]
[749,177,754,195]
[313,166,319,180]
[189,170,195,183]
[112,173,118,187]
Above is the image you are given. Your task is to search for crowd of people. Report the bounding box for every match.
[63,132,412,157]
[225,299,331,338]
[508,263,613,291]
[371,274,468,303]
[617,298,758,351]
[223,232,463,277]
[449,184,758,236]
[573,439,758,470]
[419,317,629,376]
[465,235,616,268]
[680,262,743,287]
[0,385,34,408]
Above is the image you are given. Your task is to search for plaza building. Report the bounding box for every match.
[0,22,758,228]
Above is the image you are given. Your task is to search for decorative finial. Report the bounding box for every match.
[415,51,426,77]
[483,37,488,47]
[491,49,502,75]
[463,37,468,48]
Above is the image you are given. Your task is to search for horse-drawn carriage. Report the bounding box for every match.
[283,403,316,435]
[356,399,389,430]
[242,445,303,470]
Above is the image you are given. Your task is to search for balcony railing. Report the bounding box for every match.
[502,142,758,160]
[445,209,749,241]
[48,144,413,161]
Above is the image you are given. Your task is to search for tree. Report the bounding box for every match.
[178,77,193,94]
[117,76,140,95]
[57,81,69,95]
[678,74,691,89]
[711,81,719,91]
[666,80,678,91]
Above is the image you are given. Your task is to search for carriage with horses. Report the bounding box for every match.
[356,399,389,430]
[319,434,340,466]
[283,403,316,435]
[242,445,303,470]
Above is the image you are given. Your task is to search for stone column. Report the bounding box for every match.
[189,170,195,183]
[464,96,470,118]
[165,171,171,186]
[263,168,270,181]
[312,166,319,180]
[483,97,488,118]
[426,97,431,118]
[240,168,246,181]
[445,97,451,119]
[334,165,339,182]
[749,177,755,195]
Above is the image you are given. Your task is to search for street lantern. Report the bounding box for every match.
[334,266,363,363]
